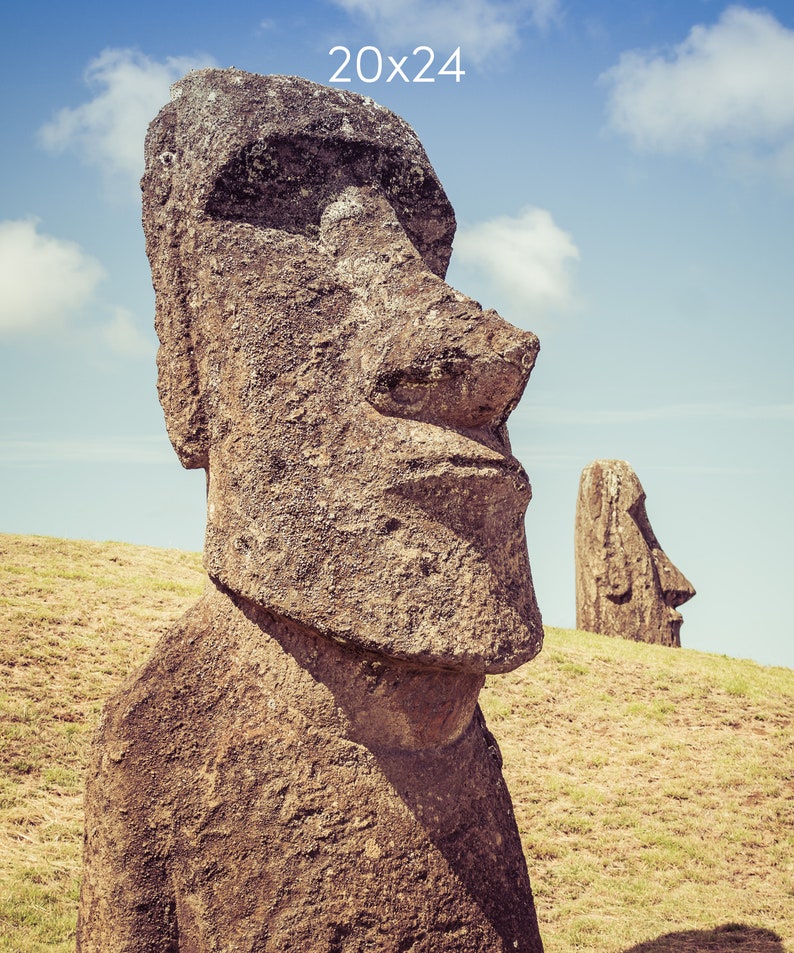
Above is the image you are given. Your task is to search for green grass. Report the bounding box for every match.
[1,532,792,952]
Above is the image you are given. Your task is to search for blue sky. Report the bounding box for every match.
[1,0,793,668]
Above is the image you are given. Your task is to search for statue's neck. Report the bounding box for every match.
[200,578,484,751]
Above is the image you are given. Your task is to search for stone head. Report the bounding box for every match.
[142,68,543,673]
[575,459,695,646]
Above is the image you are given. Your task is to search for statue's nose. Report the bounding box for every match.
[321,187,539,431]
[653,551,696,608]
[365,305,538,430]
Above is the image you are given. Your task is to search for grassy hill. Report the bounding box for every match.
[1,533,791,953]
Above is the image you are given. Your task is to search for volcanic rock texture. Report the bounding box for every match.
[77,69,546,952]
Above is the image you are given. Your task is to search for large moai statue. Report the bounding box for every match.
[76,69,546,952]
[575,459,695,647]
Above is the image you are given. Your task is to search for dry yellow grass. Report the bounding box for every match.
[481,630,793,952]
[1,532,792,952]
[0,533,206,952]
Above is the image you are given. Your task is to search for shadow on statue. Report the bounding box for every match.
[623,923,786,953]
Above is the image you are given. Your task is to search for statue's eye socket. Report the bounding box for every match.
[205,137,379,239]
[203,135,454,278]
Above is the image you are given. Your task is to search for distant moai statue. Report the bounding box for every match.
[76,70,546,952]
[575,459,695,647]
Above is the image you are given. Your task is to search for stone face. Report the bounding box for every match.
[76,69,545,952]
[574,459,695,647]
[143,67,542,673]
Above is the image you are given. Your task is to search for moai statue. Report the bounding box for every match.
[575,459,695,647]
[76,70,546,952]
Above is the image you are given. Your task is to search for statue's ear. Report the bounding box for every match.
[604,547,631,601]
[579,462,632,600]
[155,325,209,470]
[143,105,209,471]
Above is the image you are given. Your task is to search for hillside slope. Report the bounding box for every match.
[1,533,791,952]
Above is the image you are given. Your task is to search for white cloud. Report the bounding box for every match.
[0,221,154,355]
[329,0,560,65]
[601,6,794,182]
[38,48,214,186]
[453,206,579,320]
[0,219,105,333]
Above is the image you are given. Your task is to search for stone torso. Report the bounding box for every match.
[77,584,543,952]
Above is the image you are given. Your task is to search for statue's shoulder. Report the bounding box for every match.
[92,595,216,746]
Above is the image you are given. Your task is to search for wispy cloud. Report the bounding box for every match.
[99,307,156,357]
[529,402,794,425]
[0,436,173,466]
[601,6,794,186]
[329,0,560,66]
[453,205,579,323]
[38,48,215,190]
[0,219,105,333]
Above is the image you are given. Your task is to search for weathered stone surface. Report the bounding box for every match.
[574,459,695,647]
[76,69,545,951]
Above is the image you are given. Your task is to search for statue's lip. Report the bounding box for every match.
[396,451,531,491]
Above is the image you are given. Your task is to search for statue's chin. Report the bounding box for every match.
[204,515,543,675]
